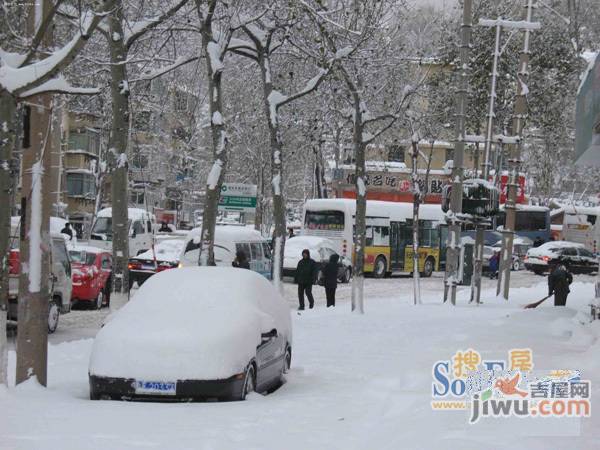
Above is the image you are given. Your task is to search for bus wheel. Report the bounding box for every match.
[373,256,387,279]
[422,257,435,278]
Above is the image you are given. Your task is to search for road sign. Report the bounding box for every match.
[218,183,257,213]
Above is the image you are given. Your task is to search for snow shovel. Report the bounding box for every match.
[524,294,552,309]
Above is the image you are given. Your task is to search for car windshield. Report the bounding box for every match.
[92,217,112,236]
[69,250,96,265]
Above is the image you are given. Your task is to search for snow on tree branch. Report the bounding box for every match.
[124,0,190,49]
[19,75,100,98]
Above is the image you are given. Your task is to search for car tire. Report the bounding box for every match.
[95,291,104,310]
[48,299,60,334]
[421,257,435,278]
[373,256,386,279]
[342,267,352,283]
[284,346,292,374]
[236,364,255,401]
[512,260,521,271]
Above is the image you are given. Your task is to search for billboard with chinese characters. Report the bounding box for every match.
[498,174,526,204]
[218,183,257,213]
[333,168,449,204]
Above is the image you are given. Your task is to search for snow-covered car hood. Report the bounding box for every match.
[89,267,291,381]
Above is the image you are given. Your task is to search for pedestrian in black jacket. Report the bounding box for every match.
[322,253,340,307]
[548,263,573,306]
[295,249,317,310]
[232,250,250,269]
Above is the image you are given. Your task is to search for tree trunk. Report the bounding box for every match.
[16,91,53,386]
[0,90,16,386]
[257,55,285,291]
[411,141,421,305]
[197,31,227,267]
[108,9,130,293]
[351,94,366,314]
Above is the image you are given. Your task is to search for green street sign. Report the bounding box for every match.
[218,183,258,213]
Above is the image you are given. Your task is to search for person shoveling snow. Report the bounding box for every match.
[525,262,573,308]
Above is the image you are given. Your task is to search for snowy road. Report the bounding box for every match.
[2,271,600,449]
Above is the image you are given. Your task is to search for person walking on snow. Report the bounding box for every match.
[548,262,573,306]
[321,253,340,307]
[295,249,317,310]
[489,249,500,279]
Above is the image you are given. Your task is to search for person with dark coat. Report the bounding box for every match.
[533,236,544,248]
[232,250,250,269]
[321,253,340,307]
[548,263,573,306]
[489,250,500,279]
[295,249,317,310]
[159,221,171,232]
[60,222,73,240]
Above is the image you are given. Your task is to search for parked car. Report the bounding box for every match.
[90,208,156,257]
[88,267,292,401]
[7,232,72,333]
[179,226,272,279]
[524,241,599,275]
[482,237,532,271]
[283,236,352,283]
[128,237,186,288]
[69,246,112,309]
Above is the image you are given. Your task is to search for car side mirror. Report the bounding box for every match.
[261,328,277,342]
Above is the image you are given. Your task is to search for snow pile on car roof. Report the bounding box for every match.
[527,240,584,257]
[89,267,291,380]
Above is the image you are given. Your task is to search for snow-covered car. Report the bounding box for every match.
[482,237,532,271]
[89,267,292,401]
[283,236,352,283]
[524,241,599,275]
[128,237,186,288]
[179,226,272,279]
[69,246,112,309]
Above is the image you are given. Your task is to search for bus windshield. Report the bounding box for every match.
[305,210,345,231]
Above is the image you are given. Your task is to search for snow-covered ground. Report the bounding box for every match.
[2,272,599,449]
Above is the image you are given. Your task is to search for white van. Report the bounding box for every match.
[179,225,272,279]
[561,206,600,254]
[90,208,156,256]
[8,230,72,333]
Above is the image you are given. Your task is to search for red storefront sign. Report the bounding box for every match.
[498,174,526,204]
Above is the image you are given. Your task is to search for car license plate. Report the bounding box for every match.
[135,380,177,395]
[141,264,156,270]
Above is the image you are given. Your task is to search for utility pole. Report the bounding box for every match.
[16,0,54,386]
[498,0,540,300]
[470,19,502,305]
[444,0,472,305]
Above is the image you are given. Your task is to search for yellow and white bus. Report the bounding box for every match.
[302,199,446,278]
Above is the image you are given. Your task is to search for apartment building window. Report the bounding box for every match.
[131,152,149,169]
[68,130,100,155]
[67,173,96,197]
[387,144,405,163]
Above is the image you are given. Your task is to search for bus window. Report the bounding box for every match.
[305,210,344,231]
[372,226,390,246]
[364,226,374,246]
[515,211,547,232]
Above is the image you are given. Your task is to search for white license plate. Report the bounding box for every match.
[142,264,156,270]
[135,380,177,395]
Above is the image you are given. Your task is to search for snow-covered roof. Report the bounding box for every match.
[89,267,291,380]
[304,199,445,223]
[68,244,107,254]
[499,204,549,213]
[11,216,67,234]
[527,240,585,258]
[286,236,335,251]
[96,207,155,221]
[187,225,266,242]
[553,205,600,216]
